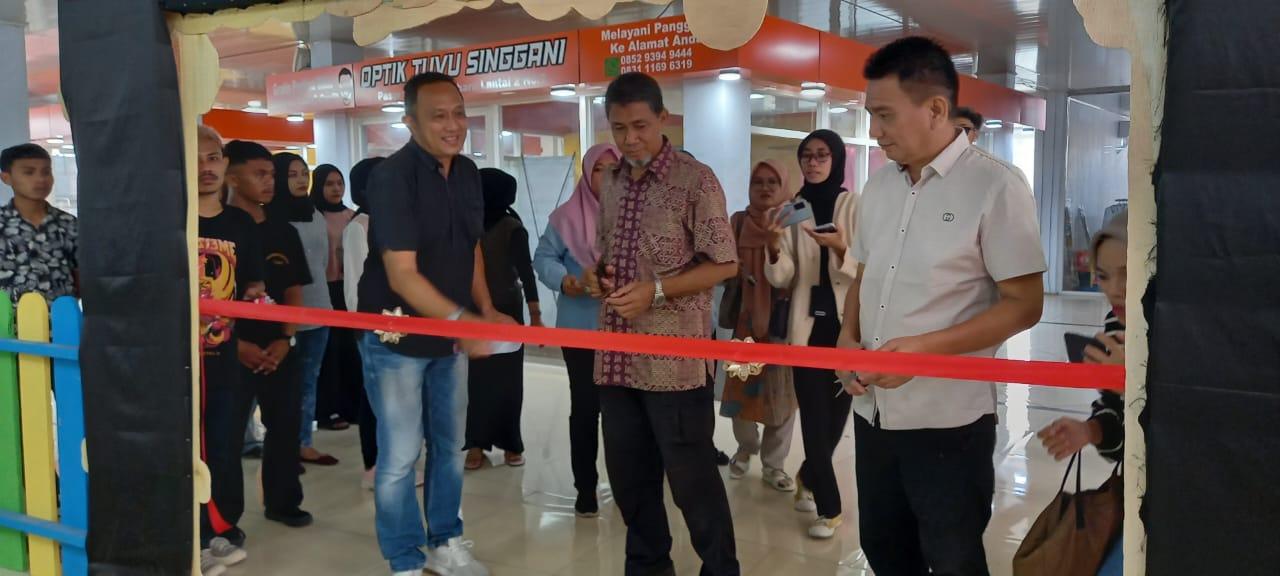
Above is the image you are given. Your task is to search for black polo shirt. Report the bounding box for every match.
[238,217,311,347]
[358,139,484,357]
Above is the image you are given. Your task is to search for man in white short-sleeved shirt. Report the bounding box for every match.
[837,37,1046,576]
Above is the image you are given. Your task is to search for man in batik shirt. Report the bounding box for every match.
[586,72,741,576]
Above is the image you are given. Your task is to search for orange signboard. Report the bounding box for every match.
[579,16,736,84]
[267,65,356,114]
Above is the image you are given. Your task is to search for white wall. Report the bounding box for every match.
[0,20,30,203]
[681,76,752,213]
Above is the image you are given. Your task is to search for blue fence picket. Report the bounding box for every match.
[52,297,87,576]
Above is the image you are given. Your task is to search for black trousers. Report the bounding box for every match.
[359,381,378,470]
[200,347,246,546]
[854,414,997,576]
[793,365,852,518]
[238,350,304,514]
[563,347,601,495]
[464,348,526,453]
[317,280,362,424]
[600,385,740,576]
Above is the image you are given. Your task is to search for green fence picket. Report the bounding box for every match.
[0,293,27,571]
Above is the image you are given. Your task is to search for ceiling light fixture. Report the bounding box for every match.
[593,96,605,105]
[501,130,513,137]
[800,82,826,98]
[718,68,742,82]
[285,146,300,150]
[830,106,849,114]
[286,114,305,123]
[550,84,577,97]
[984,119,1004,128]
[381,103,405,114]
[391,122,407,129]
[306,144,317,149]
[46,138,65,144]
[62,144,74,150]
[750,93,766,100]
[243,105,269,114]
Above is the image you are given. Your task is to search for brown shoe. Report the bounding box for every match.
[465,448,485,470]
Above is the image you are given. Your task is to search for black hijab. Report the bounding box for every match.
[268,153,314,222]
[310,164,348,213]
[796,129,847,226]
[349,157,385,216]
[480,167,520,230]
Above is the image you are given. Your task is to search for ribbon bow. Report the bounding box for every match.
[375,307,407,344]
[724,337,766,381]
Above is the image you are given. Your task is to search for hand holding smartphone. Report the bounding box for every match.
[1063,332,1107,363]
[774,199,814,228]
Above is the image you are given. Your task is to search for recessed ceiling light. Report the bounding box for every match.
[550,84,576,97]
[391,122,407,129]
[47,138,65,144]
[830,106,849,114]
[248,100,262,108]
[286,114,305,122]
[718,68,742,82]
[381,103,405,113]
[472,152,484,157]
[243,105,269,114]
[750,93,765,100]
[501,130,513,137]
[62,144,74,150]
[593,96,605,104]
[984,119,1003,128]
[800,82,826,98]
[285,145,300,150]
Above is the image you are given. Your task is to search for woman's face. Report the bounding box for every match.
[589,151,619,198]
[748,164,786,210]
[323,171,346,204]
[800,139,833,185]
[1094,237,1128,321]
[288,161,310,198]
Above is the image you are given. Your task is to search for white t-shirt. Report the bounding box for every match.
[852,132,1046,430]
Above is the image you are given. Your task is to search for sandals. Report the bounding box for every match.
[465,449,485,470]
[300,452,339,466]
[504,452,525,467]
[762,467,796,492]
[728,455,750,479]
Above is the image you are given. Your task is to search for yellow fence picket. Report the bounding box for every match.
[16,294,60,576]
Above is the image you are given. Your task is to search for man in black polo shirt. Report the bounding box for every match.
[224,140,314,531]
[358,72,511,576]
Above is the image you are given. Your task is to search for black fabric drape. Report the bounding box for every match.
[60,0,193,573]
[1147,1,1280,574]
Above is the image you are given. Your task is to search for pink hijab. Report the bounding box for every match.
[549,143,620,268]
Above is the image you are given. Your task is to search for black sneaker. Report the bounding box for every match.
[265,508,314,528]
[715,450,731,466]
[574,493,599,518]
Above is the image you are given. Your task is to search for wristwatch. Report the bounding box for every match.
[652,277,666,307]
[447,307,465,322]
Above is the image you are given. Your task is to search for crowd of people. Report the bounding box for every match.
[0,32,1130,576]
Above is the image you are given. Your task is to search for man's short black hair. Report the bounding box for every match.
[864,36,959,109]
[954,106,984,130]
[605,72,665,117]
[224,140,273,166]
[404,72,462,116]
[1,143,51,173]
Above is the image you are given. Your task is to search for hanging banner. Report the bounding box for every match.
[266,65,357,114]
[579,16,737,83]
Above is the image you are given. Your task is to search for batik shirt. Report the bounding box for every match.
[0,201,77,304]
[594,140,737,392]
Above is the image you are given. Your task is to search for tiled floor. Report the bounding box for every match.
[2,295,1117,576]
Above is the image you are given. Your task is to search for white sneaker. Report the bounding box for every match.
[808,515,842,539]
[425,537,490,576]
[794,487,817,513]
[207,537,247,566]
[728,454,750,479]
[200,549,228,576]
[391,571,418,576]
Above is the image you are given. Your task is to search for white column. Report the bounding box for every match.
[0,18,31,202]
[681,76,751,213]
[309,19,364,180]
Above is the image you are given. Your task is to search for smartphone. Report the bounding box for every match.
[812,223,837,234]
[775,199,814,228]
[1064,333,1107,363]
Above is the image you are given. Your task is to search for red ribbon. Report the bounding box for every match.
[201,299,1124,391]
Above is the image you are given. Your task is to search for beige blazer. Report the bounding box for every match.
[764,191,860,346]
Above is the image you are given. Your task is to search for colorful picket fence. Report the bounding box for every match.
[0,293,88,576]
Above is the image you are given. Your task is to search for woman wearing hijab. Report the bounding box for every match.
[268,153,340,467]
[720,160,800,492]
[464,167,542,471]
[342,156,385,489]
[533,143,619,517]
[309,164,360,433]
[764,129,860,539]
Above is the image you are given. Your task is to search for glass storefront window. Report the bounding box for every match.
[1062,93,1129,291]
[751,92,817,133]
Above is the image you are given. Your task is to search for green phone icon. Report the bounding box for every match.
[605,57,621,78]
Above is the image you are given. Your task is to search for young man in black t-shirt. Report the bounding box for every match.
[225,140,314,530]
[195,126,264,576]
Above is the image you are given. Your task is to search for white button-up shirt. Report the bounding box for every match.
[852,132,1046,430]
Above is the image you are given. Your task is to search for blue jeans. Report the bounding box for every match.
[1097,535,1123,576]
[362,332,467,572]
[296,327,329,448]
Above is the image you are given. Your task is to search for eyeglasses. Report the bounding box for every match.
[800,152,832,164]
